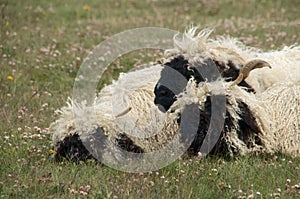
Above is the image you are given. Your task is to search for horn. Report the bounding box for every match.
[231,59,271,86]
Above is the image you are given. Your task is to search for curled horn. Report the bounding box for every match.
[231,59,271,86]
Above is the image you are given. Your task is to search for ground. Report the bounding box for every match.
[0,0,299,198]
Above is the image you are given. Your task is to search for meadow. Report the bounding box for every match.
[0,0,299,198]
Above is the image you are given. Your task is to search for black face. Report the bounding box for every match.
[154,84,176,112]
[154,55,206,112]
[154,56,192,112]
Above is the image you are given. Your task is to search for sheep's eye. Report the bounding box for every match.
[158,90,168,97]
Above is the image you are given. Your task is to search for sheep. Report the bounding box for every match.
[50,64,167,160]
[154,27,300,156]
[50,27,300,162]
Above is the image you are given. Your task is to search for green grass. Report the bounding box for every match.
[0,0,299,198]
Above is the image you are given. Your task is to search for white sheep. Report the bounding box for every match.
[50,27,300,161]
[50,64,170,160]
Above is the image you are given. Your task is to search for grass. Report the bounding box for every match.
[0,0,299,198]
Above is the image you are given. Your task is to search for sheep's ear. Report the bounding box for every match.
[231,59,271,86]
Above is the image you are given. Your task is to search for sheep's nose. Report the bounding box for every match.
[156,104,167,112]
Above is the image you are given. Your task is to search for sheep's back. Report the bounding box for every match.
[258,82,300,156]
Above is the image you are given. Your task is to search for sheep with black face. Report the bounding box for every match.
[154,27,300,156]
